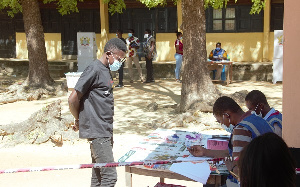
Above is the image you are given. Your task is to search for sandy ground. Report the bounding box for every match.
[0,79,283,187]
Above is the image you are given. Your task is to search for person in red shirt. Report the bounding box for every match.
[174,31,183,83]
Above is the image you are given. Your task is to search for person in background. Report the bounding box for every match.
[208,42,227,80]
[115,29,127,88]
[245,90,282,137]
[238,132,296,187]
[68,38,127,187]
[143,29,156,83]
[188,96,274,187]
[174,31,183,83]
[126,29,144,83]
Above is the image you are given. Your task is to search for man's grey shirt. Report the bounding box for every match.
[74,59,114,139]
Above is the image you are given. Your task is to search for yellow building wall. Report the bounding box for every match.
[206,33,265,62]
[16,33,28,59]
[16,33,62,61]
[268,32,274,61]
[15,32,274,62]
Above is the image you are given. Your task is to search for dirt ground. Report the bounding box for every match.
[0,78,283,187]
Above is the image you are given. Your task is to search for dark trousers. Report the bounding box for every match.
[118,62,124,85]
[145,57,154,81]
[89,137,117,187]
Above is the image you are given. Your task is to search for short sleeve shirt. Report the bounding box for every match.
[175,39,183,55]
[74,59,114,139]
[126,36,140,57]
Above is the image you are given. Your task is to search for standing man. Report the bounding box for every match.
[115,29,127,88]
[68,38,127,187]
[208,42,227,80]
[126,29,144,83]
[143,29,156,83]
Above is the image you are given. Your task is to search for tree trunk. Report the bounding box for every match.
[21,0,53,87]
[180,0,219,112]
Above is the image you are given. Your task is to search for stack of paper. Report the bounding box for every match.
[169,157,211,184]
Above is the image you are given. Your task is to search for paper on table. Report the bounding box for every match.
[169,161,211,184]
[207,138,229,150]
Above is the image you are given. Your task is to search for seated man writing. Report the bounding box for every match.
[208,42,227,80]
[245,90,283,137]
[188,96,274,187]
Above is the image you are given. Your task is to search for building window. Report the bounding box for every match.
[207,5,263,33]
[211,7,235,32]
[109,7,177,34]
[225,8,235,31]
[271,3,283,31]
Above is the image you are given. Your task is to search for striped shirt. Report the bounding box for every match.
[228,113,275,158]
[232,125,252,158]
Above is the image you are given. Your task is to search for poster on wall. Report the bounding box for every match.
[273,30,283,84]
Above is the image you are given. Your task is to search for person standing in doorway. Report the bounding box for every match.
[68,38,127,187]
[126,29,144,83]
[143,29,156,83]
[174,31,183,83]
[115,29,127,88]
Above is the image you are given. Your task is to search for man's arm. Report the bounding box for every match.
[68,90,83,131]
[222,50,228,60]
[134,38,140,49]
[188,145,229,158]
[147,40,155,59]
[208,50,214,60]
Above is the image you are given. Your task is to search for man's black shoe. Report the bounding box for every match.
[115,84,123,88]
[143,80,151,83]
[150,80,155,82]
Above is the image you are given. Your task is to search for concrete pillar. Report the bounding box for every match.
[177,1,182,31]
[99,0,109,54]
[282,0,300,148]
[263,0,271,61]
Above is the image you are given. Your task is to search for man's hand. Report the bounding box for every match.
[72,119,79,132]
[188,145,207,157]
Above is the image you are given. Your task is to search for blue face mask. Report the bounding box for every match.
[116,33,118,37]
[109,56,122,71]
[128,33,133,37]
[216,47,220,51]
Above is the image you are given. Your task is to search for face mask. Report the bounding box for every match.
[128,33,133,37]
[221,124,235,134]
[221,113,235,134]
[216,47,220,51]
[144,34,149,38]
[116,33,118,37]
[108,56,122,71]
[180,37,183,40]
[251,104,263,117]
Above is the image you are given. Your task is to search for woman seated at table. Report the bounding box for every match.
[208,42,227,80]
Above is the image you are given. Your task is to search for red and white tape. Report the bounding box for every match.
[0,157,235,174]
[0,157,299,175]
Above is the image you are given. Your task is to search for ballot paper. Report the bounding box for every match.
[169,161,211,184]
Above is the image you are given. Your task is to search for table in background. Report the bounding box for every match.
[207,61,233,85]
